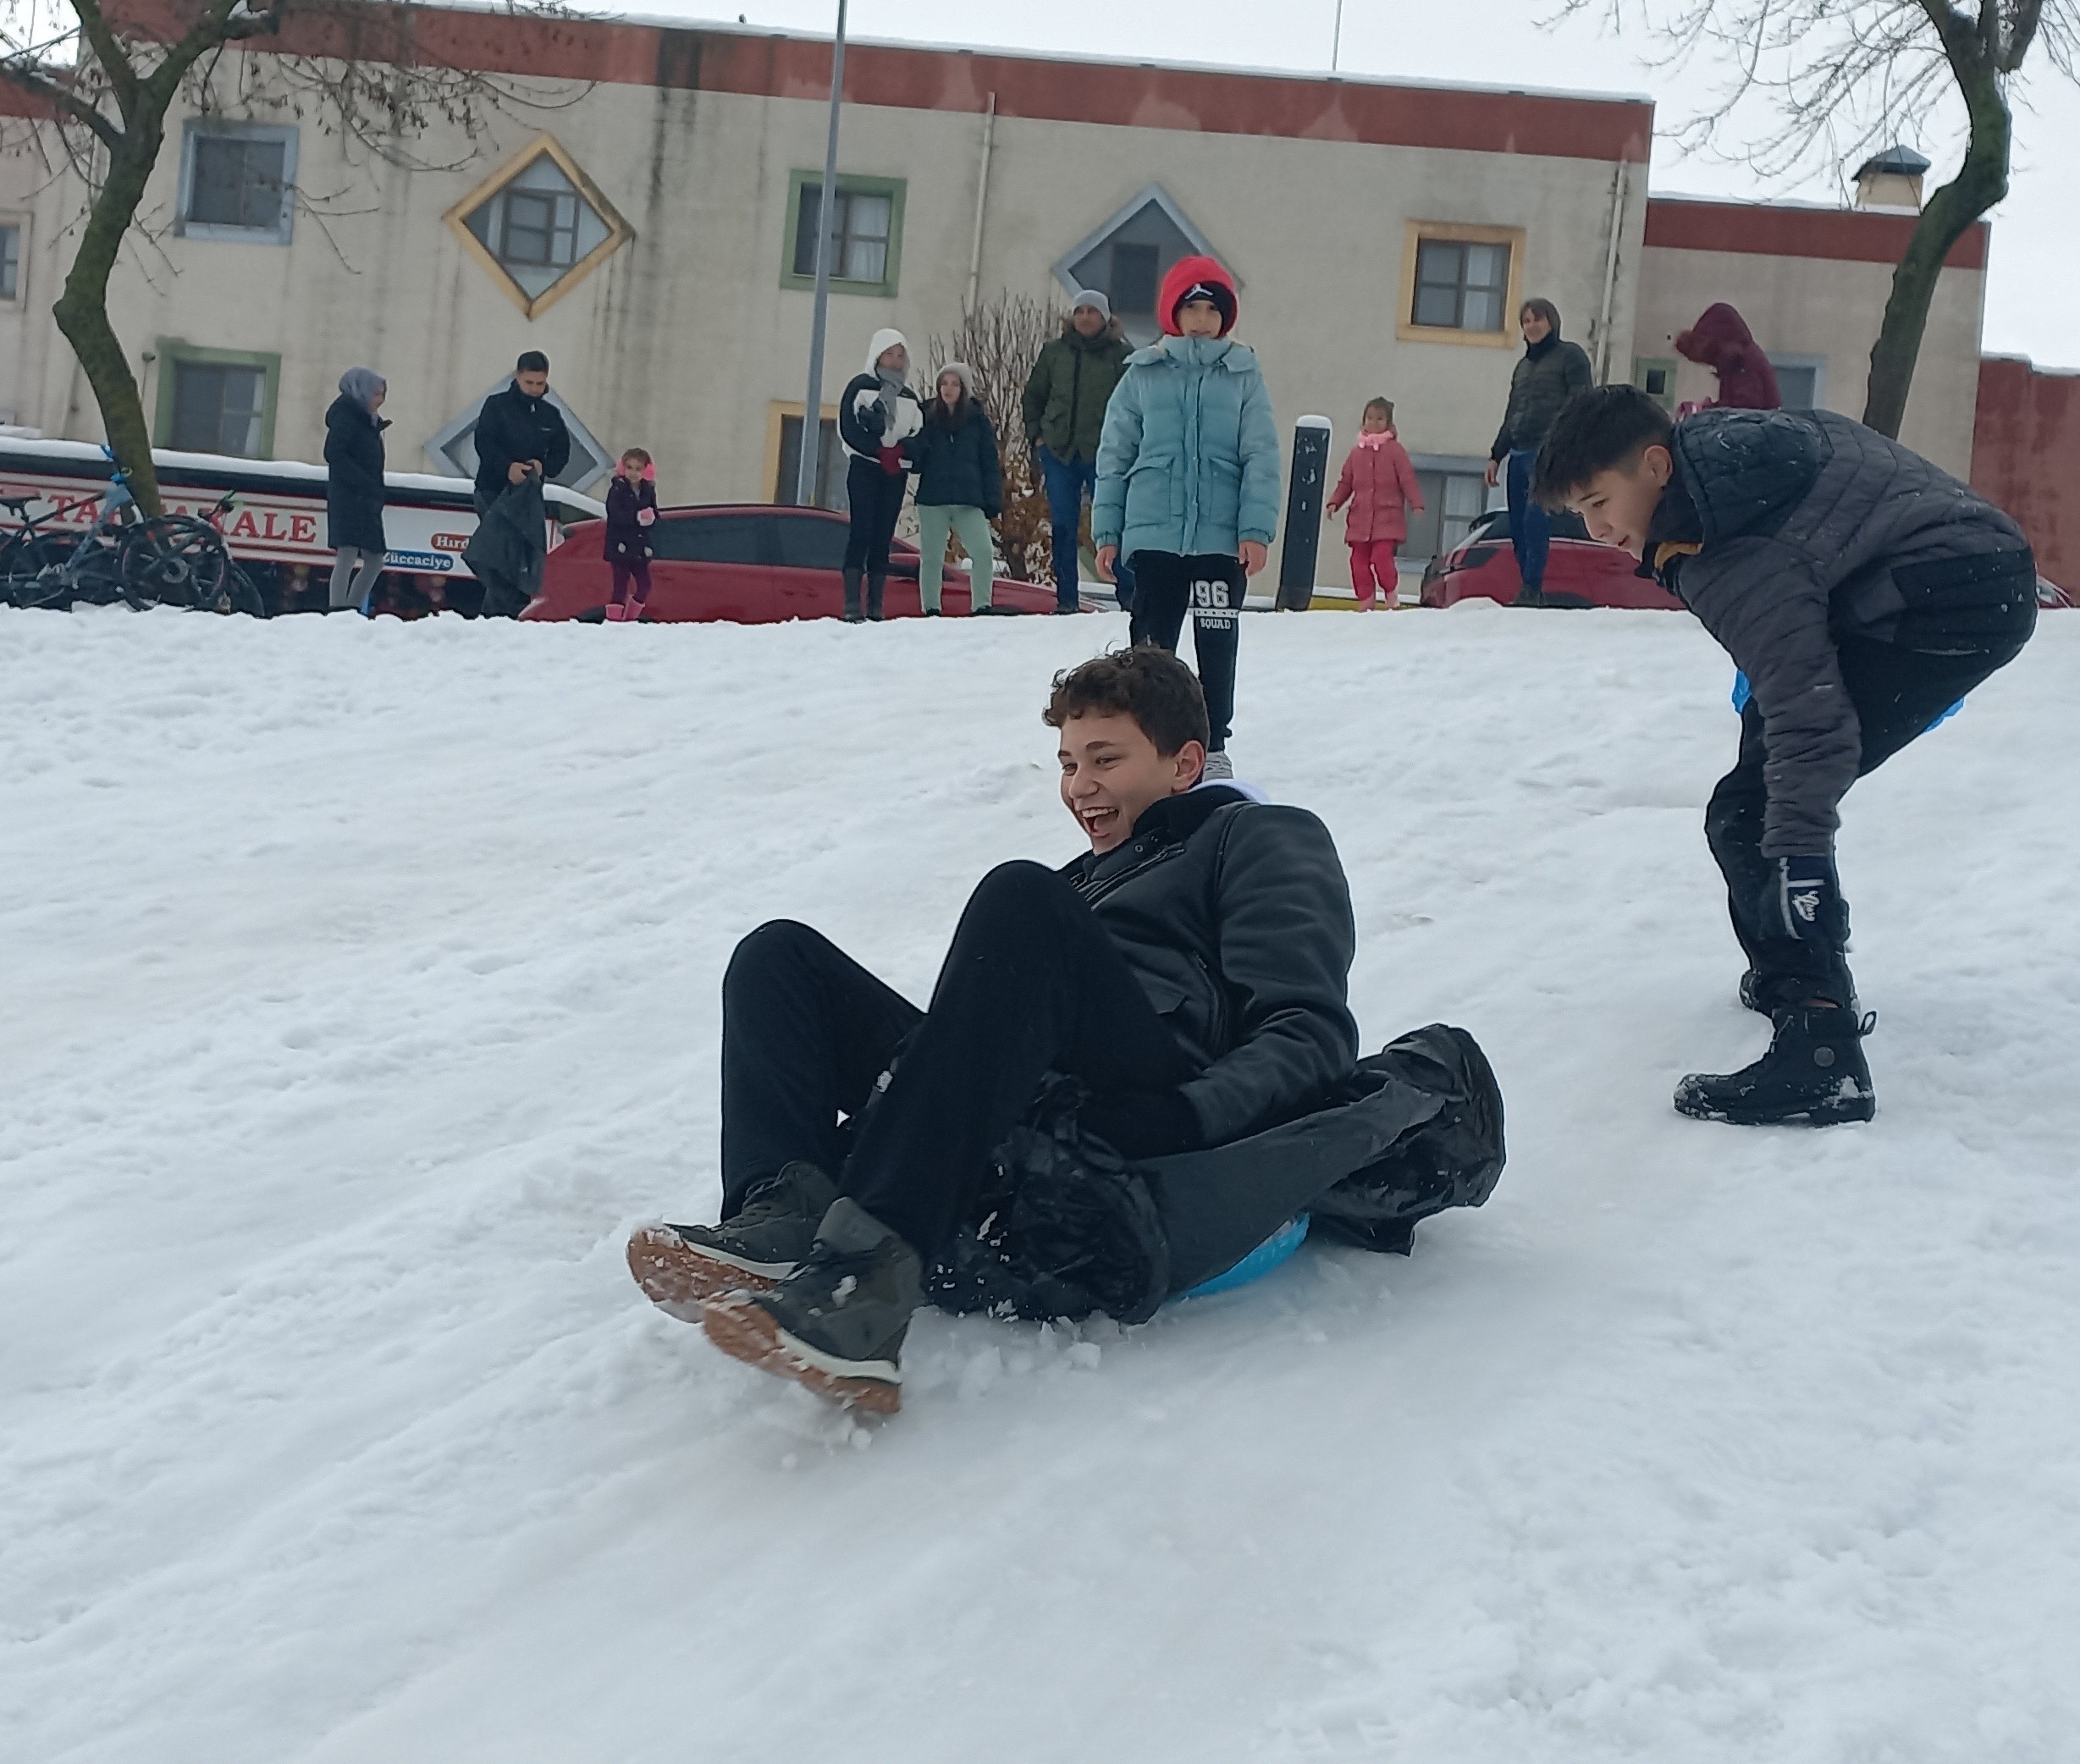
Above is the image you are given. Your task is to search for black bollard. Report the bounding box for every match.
[1277,416,1332,610]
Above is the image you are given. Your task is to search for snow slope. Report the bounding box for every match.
[3,604,2077,1764]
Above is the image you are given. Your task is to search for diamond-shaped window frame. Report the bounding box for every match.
[444,134,634,321]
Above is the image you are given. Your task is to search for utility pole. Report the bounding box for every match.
[795,0,848,507]
[1331,0,1344,71]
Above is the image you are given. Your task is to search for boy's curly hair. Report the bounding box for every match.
[1043,644,1210,756]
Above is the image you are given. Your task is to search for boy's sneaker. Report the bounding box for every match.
[1674,1006,1876,1127]
[701,1197,921,1414]
[626,1160,839,1317]
[1201,751,1235,780]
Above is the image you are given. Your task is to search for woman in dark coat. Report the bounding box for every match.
[1485,299,1592,605]
[324,367,389,613]
[904,361,1001,615]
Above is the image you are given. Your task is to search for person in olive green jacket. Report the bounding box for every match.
[1023,290,1134,612]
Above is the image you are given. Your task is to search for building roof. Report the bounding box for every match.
[110,0,1655,164]
[1644,194,1986,271]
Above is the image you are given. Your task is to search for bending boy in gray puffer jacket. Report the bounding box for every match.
[1536,385,2036,1127]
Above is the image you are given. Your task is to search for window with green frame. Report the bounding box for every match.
[154,341,281,458]
[1635,356,1678,413]
[782,171,905,297]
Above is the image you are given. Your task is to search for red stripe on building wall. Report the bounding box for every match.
[1973,356,2080,591]
[1645,198,1987,271]
[110,0,1652,164]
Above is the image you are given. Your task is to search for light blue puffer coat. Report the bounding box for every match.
[1092,336,1281,560]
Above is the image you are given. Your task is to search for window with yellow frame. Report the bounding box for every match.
[1397,223,1526,348]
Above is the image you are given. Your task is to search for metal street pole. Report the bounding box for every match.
[795,0,848,507]
[1331,0,1344,71]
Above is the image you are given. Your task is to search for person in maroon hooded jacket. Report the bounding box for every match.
[1675,303,1783,411]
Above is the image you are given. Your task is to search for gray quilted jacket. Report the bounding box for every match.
[1647,409,2033,855]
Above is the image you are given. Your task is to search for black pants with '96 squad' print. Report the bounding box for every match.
[1127,551,1243,752]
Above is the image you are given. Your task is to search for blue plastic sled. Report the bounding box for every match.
[1170,1214,1310,1303]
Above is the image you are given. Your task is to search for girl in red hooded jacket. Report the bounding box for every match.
[1327,398,1424,609]
[1674,303,1782,411]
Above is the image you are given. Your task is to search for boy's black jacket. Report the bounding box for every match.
[1057,786,1358,1149]
[1645,407,2033,855]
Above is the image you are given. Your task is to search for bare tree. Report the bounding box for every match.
[1568,0,2076,437]
[0,0,571,513]
[920,290,1065,582]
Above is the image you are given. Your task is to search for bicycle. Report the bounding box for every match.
[3,465,262,616]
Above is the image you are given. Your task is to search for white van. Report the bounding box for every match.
[0,436,604,615]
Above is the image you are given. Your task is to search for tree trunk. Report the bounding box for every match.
[1862,58,2010,440]
[52,130,167,515]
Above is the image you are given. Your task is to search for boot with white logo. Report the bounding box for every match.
[1674,1006,1876,1127]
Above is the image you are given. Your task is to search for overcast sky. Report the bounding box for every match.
[606,0,2080,372]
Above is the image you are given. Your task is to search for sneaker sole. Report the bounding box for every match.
[700,1295,902,1415]
[1673,1083,1876,1127]
[626,1226,790,1319]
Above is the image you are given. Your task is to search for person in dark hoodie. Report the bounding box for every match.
[1488,298,1594,606]
[1674,303,1783,411]
[626,647,1365,1412]
[472,351,571,513]
[323,367,389,615]
[837,328,924,622]
[1023,290,1135,613]
[905,361,1001,615]
[1535,384,2037,1127]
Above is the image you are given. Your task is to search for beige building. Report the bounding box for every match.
[0,10,1989,567]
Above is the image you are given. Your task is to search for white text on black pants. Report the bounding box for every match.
[1127,551,1244,751]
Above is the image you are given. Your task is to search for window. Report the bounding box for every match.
[1399,223,1524,347]
[0,223,19,301]
[651,514,767,565]
[1768,355,1828,409]
[178,123,296,244]
[1054,186,1222,345]
[445,135,633,320]
[425,378,615,493]
[154,343,279,458]
[1400,464,1496,563]
[1412,240,1509,332]
[782,174,905,297]
[772,510,854,571]
[1636,356,1678,413]
[775,413,849,512]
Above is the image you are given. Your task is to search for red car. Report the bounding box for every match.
[1421,507,1681,610]
[522,503,1069,622]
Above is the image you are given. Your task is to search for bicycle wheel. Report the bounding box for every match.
[66,536,129,606]
[223,563,268,618]
[120,516,230,609]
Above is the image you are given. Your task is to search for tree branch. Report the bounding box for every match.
[69,0,141,124]
[0,61,123,150]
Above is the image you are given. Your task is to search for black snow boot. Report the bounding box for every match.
[865,572,887,621]
[626,1160,839,1317]
[841,567,865,622]
[1674,1006,1876,1127]
[702,1197,921,1414]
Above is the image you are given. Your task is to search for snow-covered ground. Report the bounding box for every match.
[3,604,2077,1764]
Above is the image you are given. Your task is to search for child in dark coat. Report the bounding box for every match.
[604,448,658,622]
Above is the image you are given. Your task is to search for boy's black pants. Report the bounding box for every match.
[1128,551,1243,752]
[720,863,1194,1261]
[1706,631,2029,1010]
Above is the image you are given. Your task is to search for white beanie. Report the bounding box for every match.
[1070,289,1112,322]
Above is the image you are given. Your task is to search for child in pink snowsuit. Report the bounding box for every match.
[1327,399,1423,609]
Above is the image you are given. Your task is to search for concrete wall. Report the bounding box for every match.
[1633,201,1988,478]
[1973,355,2080,591]
[0,36,1646,518]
